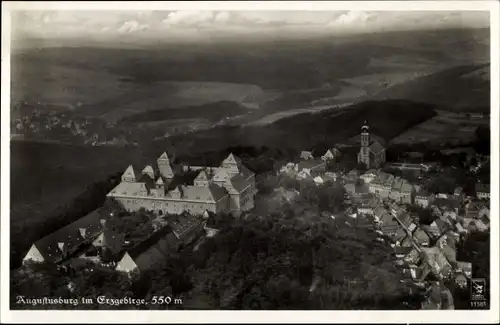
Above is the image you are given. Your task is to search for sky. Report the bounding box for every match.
[11,10,490,43]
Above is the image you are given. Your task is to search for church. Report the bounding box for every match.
[357,121,386,169]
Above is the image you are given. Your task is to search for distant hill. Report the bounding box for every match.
[153,100,438,161]
[371,64,490,112]
[119,101,250,125]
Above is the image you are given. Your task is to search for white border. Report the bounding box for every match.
[1,1,499,324]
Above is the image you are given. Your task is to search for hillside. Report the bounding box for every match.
[143,100,438,163]
[371,64,490,112]
[119,101,250,125]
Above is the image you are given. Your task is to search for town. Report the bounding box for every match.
[18,120,490,310]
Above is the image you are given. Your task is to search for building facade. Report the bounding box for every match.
[107,152,256,216]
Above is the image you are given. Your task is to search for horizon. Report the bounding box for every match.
[11,10,490,49]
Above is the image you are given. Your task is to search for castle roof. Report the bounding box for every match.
[108,182,149,197]
[29,210,104,263]
[178,183,228,203]
[228,174,252,193]
[122,165,140,182]
[158,152,170,162]
[194,170,209,182]
[141,165,155,179]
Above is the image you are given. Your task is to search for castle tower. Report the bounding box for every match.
[157,152,174,179]
[121,165,139,182]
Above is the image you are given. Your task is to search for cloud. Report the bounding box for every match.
[11,10,489,41]
[117,20,149,33]
[161,11,216,26]
[332,11,376,25]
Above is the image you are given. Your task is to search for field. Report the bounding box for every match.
[390,111,489,145]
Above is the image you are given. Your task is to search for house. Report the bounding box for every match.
[413,228,431,247]
[360,169,378,184]
[357,121,386,169]
[91,228,125,258]
[23,210,105,265]
[400,235,414,248]
[115,226,180,275]
[428,219,448,237]
[321,148,341,161]
[453,187,463,197]
[279,162,297,174]
[455,222,466,234]
[300,151,314,160]
[394,246,413,258]
[455,273,468,288]
[478,207,490,220]
[297,159,327,175]
[407,222,418,233]
[465,200,485,219]
[344,169,360,183]
[475,183,490,200]
[404,248,421,265]
[432,198,460,214]
[395,227,408,245]
[297,168,311,180]
[442,210,457,222]
[455,262,472,279]
[379,212,399,235]
[462,218,489,232]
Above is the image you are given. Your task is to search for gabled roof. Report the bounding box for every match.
[156,177,164,185]
[158,152,170,162]
[180,183,228,202]
[374,206,386,218]
[122,165,139,182]
[124,225,179,261]
[369,141,385,154]
[108,182,149,197]
[223,153,242,165]
[431,218,448,232]
[30,210,104,263]
[229,174,252,193]
[413,228,430,244]
[213,168,231,182]
[298,159,326,171]
[195,170,209,182]
[94,229,125,255]
[141,165,155,179]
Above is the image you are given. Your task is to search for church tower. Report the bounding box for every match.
[358,121,371,167]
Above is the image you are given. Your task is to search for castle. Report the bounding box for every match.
[107,152,256,216]
[357,121,386,169]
